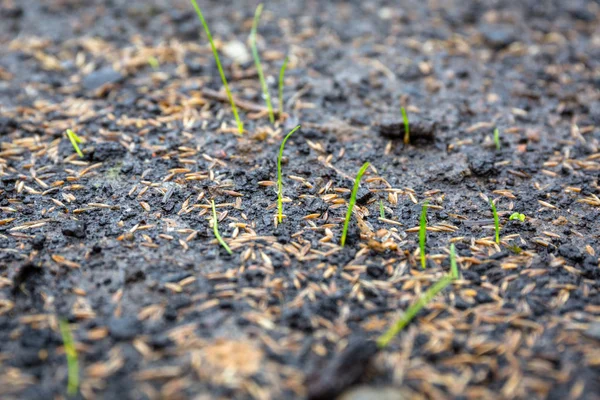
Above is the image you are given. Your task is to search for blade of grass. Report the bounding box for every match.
[419,201,428,269]
[341,162,370,247]
[211,200,232,254]
[450,243,459,279]
[65,129,83,158]
[376,275,453,348]
[490,198,500,244]
[494,128,500,151]
[250,4,274,123]
[278,56,289,118]
[147,56,160,70]
[401,106,410,145]
[190,0,243,134]
[277,125,301,223]
[379,199,385,218]
[58,319,79,396]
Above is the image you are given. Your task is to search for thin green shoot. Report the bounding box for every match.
[494,128,500,151]
[190,0,243,134]
[278,57,289,118]
[341,162,370,247]
[509,212,525,222]
[449,243,459,279]
[250,4,274,123]
[147,56,160,70]
[379,200,385,219]
[211,200,232,254]
[377,275,453,348]
[490,199,500,244]
[401,107,410,145]
[65,129,83,158]
[419,201,428,269]
[58,319,79,397]
[277,125,301,223]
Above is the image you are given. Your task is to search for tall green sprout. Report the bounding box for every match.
[190,0,243,134]
[341,162,370,247]
[65,129,83,158]
[211,200,232,254]
[250,4,274,123]
[379,200,385,218]
[59,319,79,396]
[401,107,410,144]
[494,128,500,151]
[278,57,289,118]
[490,199,500,244]
[450,243,459,279]
[277,125,301,223]
[419,201,428,269]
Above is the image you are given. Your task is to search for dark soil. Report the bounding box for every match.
[1,1,600,399]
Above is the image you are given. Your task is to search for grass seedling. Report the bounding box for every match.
[58,319,79,397]
[419,201,428,269]
[341,162,370,247]
[490,199,500,244]
[449,243,459,279]
[65,129,83,158]
[377,275,453,348]
[494,128,500,151]
[401,106,410,145]
[278,57,289,118]
[147,56,160,70]
[190,0,243,134]
[509,212,526,222]
[277,125,301,223]
[250,4,274,123]
[379,200,385,219]
[211,200,232,254]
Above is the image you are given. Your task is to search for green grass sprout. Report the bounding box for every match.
[377,275,453,348]
[509,212,526,222]
[494,128,500,151]
[250,4,274,123]
[65,129,83,158]
[341,162,370,247]
[419,201,429,269]
[450,243,459,279]
[58,319,79,397]
[278,57,289,118]
[401,106,410,145]
[190,0,243,134]
[277,125,301,223]
[490,199,500,244]
[379,199,385,219]
[147,56,160,70]
[211,200,232,254]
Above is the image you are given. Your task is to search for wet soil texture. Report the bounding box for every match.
[1,0,600,399]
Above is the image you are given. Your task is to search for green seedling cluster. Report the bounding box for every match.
[279,57,289,118]
[277,125,301,223]
[341,162,370,247]
[59,319,79,396]
[401,106,410,145]
[190,0,243,134]
[211,200,232,254]
[65,129,84,158]
[494,128,500,151]
[509,212,526,222]
[250,4,274,123]
[419,201,429,269]
[490,199,500,244]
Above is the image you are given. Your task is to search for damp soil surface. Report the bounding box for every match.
[1,0,600,399]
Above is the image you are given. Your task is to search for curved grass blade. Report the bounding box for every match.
[190,0,243,134]
[450,243,459,279]
[419,201,428,269]
[65,129,83,158]
[278,56,289,118]
[250,4,274,123]
[59,319,79,396]
[377,275,452,348]
[490,199,500,244]
[401,107,410,145]
[277,125,301,223]
[211,200,232,254]
[341,162,370,247]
